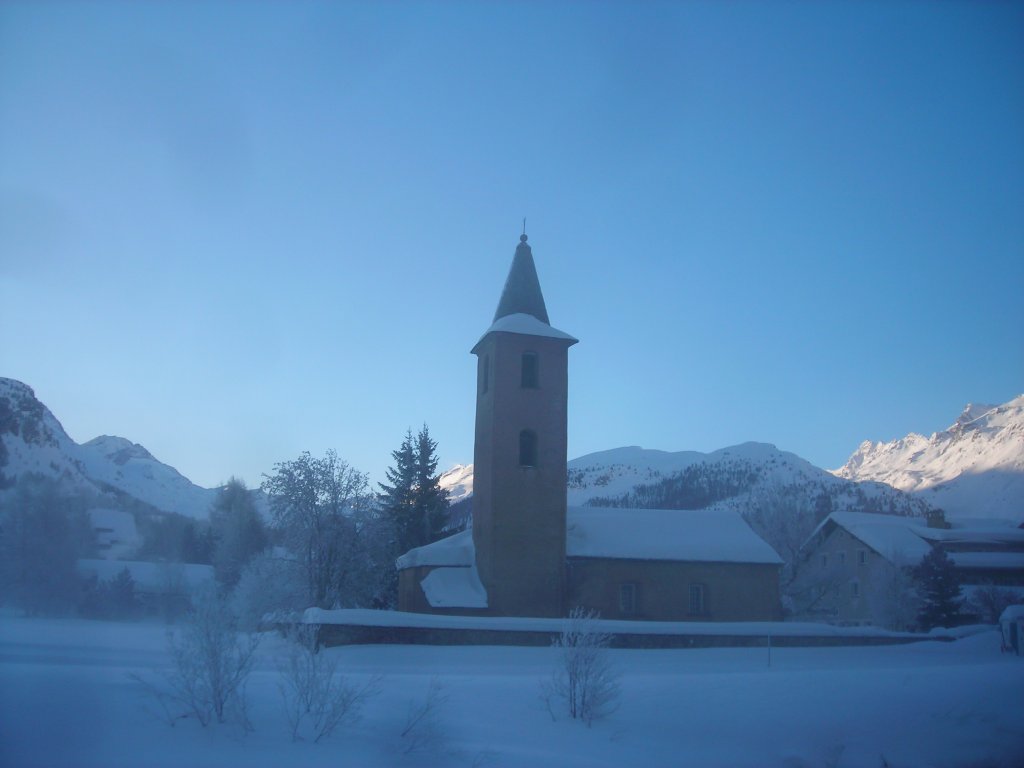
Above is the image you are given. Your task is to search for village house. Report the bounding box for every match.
[796,510,1024,626]
[396,233,783,621]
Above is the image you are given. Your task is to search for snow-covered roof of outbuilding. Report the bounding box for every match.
[567,507,784,565]
[807,511,933,564]
[396,528,475,570]
[419,564,488,608]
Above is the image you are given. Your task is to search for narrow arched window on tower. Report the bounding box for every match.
[521,352,538,388]
[519,429,537,467]
[481,354,489,394]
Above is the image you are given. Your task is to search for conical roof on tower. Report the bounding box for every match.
[472,233,577,353]
[493,234,550,324]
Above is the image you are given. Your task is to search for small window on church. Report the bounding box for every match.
[481,354,489,394]
[619,583,638,615]
[689,583,707,615]
[521,352,538,388]
[519,430,537,467]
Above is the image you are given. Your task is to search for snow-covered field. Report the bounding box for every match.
[1,614,1022,768]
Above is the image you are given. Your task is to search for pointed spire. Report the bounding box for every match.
[493,233,550,325]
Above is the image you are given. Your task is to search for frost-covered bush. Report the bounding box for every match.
[542,608,619,726]
[277,624,380,743]
[233,550,309,630]
[162,584,260,727]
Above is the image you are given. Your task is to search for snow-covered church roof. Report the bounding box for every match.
[567,507,783,564]
[397,507,783,571]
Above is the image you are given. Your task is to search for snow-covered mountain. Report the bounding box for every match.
[0,377,219,518]
[439,463,474,503]
[833,395,1024,522]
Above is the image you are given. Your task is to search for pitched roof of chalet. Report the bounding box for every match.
[806,512,933,564]
[805,511,1024,566]
[493,235,549,324]
[396,507,783,570]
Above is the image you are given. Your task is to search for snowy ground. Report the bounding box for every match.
[1,614,1022,768]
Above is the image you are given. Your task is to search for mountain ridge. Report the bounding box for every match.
[0,377,220,518]
[833,395,1024,521]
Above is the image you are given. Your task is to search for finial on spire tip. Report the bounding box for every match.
[520,234,528,242]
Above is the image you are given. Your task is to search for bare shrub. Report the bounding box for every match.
[542,607,620,726]
[401,678,447,753]
[161,584,260,728]
[967,585,1023,624]
[278,624,380,743]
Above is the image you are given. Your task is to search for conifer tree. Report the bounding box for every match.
[378,429,418,555]
[209,477,267,588]
[378,425,450,560]
[413,424,450,547]
[914,546,963,630]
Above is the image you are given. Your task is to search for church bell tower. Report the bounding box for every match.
[470,234,577,617]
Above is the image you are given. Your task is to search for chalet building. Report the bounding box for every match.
[396,234,783,621]
[796,510,1024,626]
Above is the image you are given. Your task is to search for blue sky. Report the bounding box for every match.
[1,1,1021,490]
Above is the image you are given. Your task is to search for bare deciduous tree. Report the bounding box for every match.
[400,678,447,753]
[261,450,390,609]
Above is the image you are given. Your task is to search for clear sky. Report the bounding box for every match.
[1,1,1021,491]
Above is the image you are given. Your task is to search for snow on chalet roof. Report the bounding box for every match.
[473,313,577,350]
[811,511,1024,565]
[809,511,932,564]
[567,507,784,565]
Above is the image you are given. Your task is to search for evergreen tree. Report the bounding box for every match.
[209,477,267,588]
[377,429,417,555]
[413,424,450,547]
[0,474,96,615]
[107,566,140,618]
[378,426,449,556]
[914,546,963,630]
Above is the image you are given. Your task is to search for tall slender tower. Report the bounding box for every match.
[470,234,577,617]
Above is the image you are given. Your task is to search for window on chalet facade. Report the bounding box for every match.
[519,430,537,467]
[521,352,538,388]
